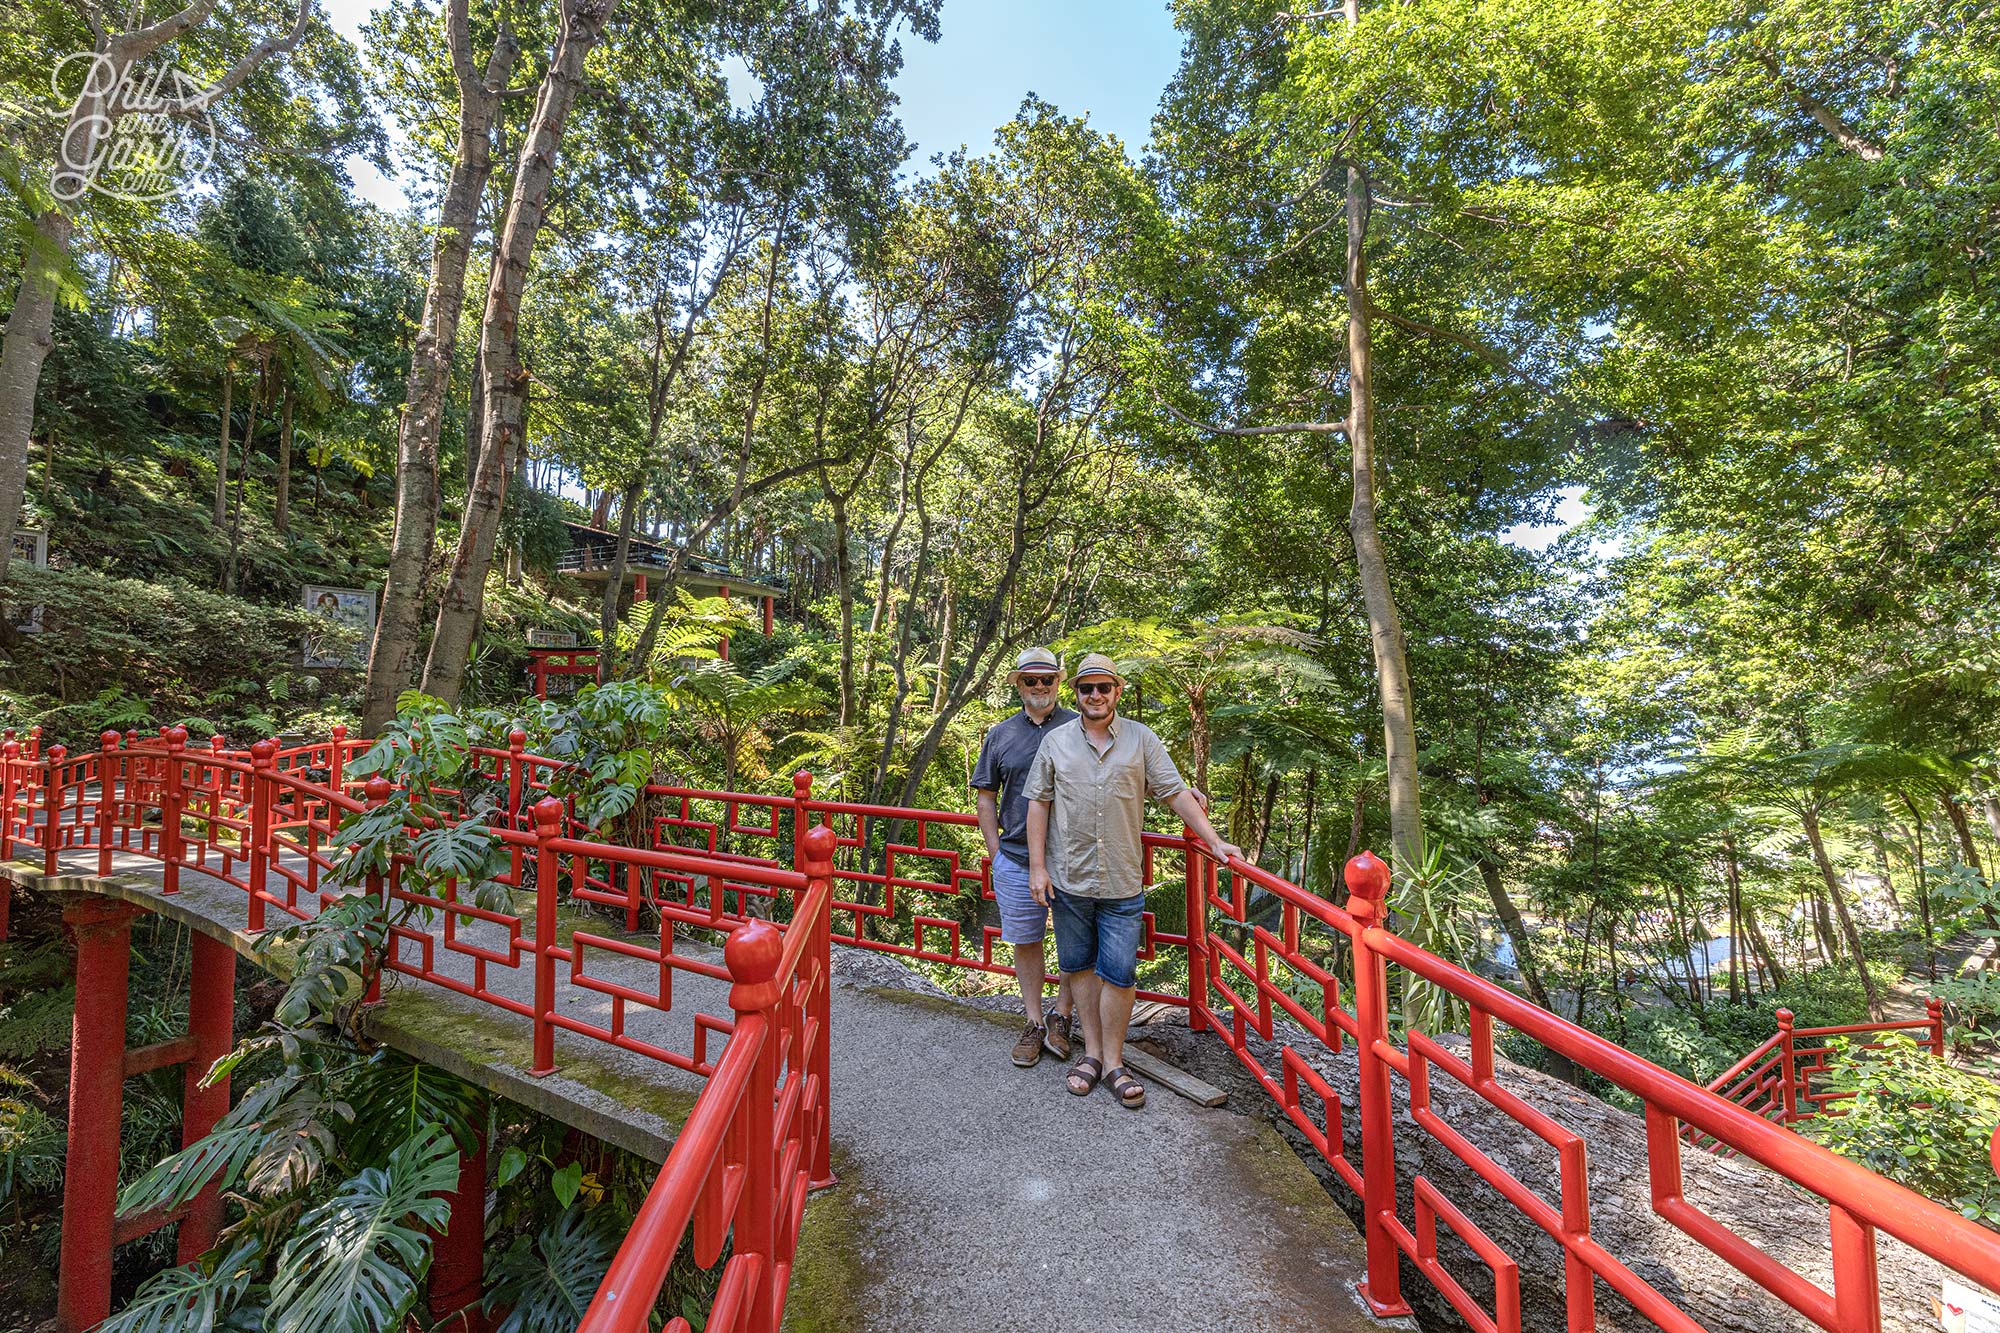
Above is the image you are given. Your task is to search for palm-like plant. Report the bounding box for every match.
[670,659,824,793]
[1068,616,1326,794]
[614,588,756,681]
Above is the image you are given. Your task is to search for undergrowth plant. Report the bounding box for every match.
[1804,1034,2000,1229]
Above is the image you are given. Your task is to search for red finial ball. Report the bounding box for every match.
[509,728,527,750]
[166,726,188,747]
[251,739,278,766]
[210,735,226,753]
[1343,850,1390,921]
[100,730,121,750]
[364,776,393,803]
[725,917,783,985]
[532,796,565,833]
[801,822,836,871]
[2,741,18,758]
[793,770,813,799]
[47,744,65,763]
[331,723,347,740]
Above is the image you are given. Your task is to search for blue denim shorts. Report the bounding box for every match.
[989,852,1051,947]
[1052,890,1144,989]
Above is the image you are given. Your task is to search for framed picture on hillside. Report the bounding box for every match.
[302,585,376,669]
[11,528,46,633]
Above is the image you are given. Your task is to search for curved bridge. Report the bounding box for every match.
[2,726,1996,1333]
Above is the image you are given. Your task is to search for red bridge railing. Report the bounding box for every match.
[1692,1003,1949,1149]
[3,726,1999,1332]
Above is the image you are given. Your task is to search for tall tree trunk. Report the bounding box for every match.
[1188,694,1212,796]
[828,486,857,729]
[1742,900,1786,991]
[1255,770,1281,866]
[1870,824,1901,920]
[0,211,75,598]
[1341,149,1423,879]
[273,384,294,533]
[1477,856,1552,1010]
[214,368,233,528]
[423,0,615,703]
[931,578,954,712]
[363,1,515,732]
[1900,799,1936,980]
[1942,793,2000,933]
[1722,834,1746,1003]
[598,477,644,651]
[1800,805,1882,1018]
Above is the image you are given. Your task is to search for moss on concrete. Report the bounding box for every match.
[367,985,699,1163]
[780,1149,879,1333]
[860,983,1016,1032]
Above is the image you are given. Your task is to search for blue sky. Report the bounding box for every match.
[325,0,1186,208]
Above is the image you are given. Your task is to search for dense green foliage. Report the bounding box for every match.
[2,0,1999,1316]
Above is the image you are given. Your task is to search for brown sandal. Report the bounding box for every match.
[1107,1066,1145,1109]
[1066,1056,1102,1096]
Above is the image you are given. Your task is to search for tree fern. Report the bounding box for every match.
[265,1124,460,1333]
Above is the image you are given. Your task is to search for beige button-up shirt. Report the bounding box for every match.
[1024,715,1185,899]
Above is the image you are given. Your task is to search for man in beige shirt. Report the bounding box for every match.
[1025,653,1238,1109]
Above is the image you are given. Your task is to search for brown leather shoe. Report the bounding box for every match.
[1011,1021,1045,1068]
[1041,1011,1073,1062]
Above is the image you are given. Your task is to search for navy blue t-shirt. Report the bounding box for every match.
[970,706,1078,860]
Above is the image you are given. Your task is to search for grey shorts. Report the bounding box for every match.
[989,851,1052,946]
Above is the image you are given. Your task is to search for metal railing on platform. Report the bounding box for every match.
[2,727,1997,1332]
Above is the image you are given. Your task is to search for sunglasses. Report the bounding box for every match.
[1074,680,1117,696]
[1018,674,1057,687]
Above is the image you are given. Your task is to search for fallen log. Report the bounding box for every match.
[1133,1017,1955,1333]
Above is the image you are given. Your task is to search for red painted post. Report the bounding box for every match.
[428,1098,489,1333]
[762,594,774,636]
[789,771,813,873]
[1927,996,1946,1060]
[532,654,549,701]
[1183,824,1210,1034]
[531,796,565,1076]
[329,721,348,795]
[1776,1008,1799,1124]
[1344,850,1412,1318]
[507,728,527,825]
[801,822,837,1190]
[98,732,120,875]
[177,931,236,1263]
[718,583,731,661]
[43,744,67,875]
[1830,1204,1883,1333]
[246,740,276,933]
[363,777,392,1005]
[161,727,187,894]
[28,725,41,759]
[57,899,138,1333]
[725,917,783,1331]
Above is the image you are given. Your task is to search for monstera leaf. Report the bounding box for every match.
[265,1124,460,1333]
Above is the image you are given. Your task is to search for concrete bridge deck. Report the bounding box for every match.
[8,841,1383,1333]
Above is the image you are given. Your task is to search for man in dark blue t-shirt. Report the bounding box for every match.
[972,646,1078,1068]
